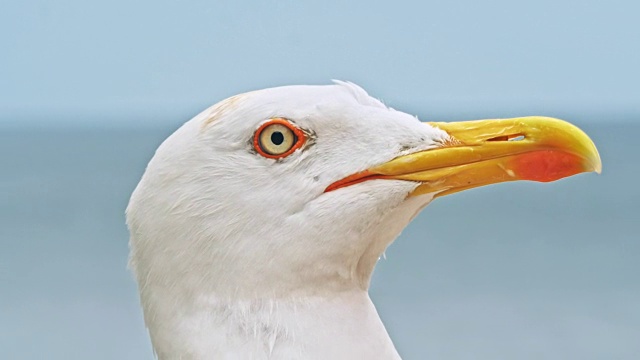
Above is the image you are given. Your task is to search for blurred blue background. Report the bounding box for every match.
[1,1,638,359]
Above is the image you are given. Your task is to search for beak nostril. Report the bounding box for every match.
[487,134,525,142]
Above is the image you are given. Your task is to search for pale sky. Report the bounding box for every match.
[1,0,638,127]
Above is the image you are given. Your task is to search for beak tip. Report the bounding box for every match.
[585,141,603,175]
[592,159,603,175]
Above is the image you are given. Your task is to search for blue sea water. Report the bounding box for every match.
[1,122,638,359]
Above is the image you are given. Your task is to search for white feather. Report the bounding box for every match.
[127,82,447,359]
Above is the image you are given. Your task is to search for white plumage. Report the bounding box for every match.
[127,81,600,359]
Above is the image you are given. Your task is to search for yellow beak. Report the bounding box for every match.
[326,117,601,198]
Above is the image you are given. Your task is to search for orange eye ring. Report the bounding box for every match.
[253,118,307,159]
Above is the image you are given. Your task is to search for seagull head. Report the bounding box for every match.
[128,81,600,297]
[126,82,600,356]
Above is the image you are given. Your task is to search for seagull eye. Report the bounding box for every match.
[254,119,306,159]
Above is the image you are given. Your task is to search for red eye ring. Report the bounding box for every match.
[253,118,307,159]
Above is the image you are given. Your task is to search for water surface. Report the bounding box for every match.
[1,123,638,359]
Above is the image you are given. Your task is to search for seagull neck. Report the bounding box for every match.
[144,290,401,359]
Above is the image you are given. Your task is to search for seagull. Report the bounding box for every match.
[127,81,601,359]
